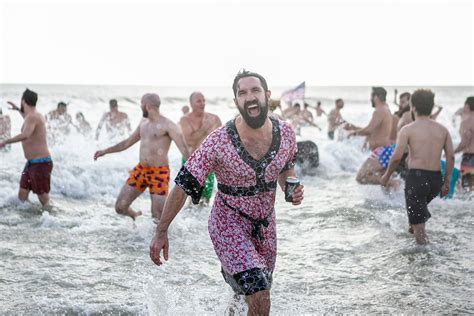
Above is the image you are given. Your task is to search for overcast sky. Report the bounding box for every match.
[0,0,473,86]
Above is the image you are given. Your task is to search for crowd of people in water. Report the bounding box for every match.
[0,70,473,315]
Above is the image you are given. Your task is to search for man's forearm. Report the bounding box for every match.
[444,154,455,181]
[355,126,371,136]
[5,133,27,144]
[156,186,187,233]
[104,139,129,154]
[384,157,401,178]
[454,143,463,154]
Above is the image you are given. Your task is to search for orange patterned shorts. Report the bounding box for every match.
[126,164,170,195]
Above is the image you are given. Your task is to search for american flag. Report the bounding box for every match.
[281,81,305,104]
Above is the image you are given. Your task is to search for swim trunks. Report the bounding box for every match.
[221,267,273,296]
[182,157,214,200]
[20,156,53,194]
[460,153,474,189]
[126,164,170,195]
[405,169,443,225]
[370,144,395,169]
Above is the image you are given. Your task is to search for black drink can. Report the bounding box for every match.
[285,177,300,202]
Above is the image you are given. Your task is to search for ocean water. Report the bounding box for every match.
[0,84,473,314]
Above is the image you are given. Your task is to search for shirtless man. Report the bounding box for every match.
[181,105,190,115]
[315,101,326,117]
[95,99,132,140]
[301,103,314,123]
[75,112,92,135]
[381,89,454,245]
[0,107,12,152]
[349,87,397,187]
[94,93,190,220]
[454,96,474,191]
[46,101,73,135]
[327,99,345,140]
[0,89,53,206]
[150,70,304,315]
[179,92,222,203]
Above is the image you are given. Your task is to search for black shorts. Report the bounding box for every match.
[221,267,273,296]
[405,169,443,225]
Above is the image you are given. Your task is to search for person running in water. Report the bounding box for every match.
[95,99,132,140]
[350,87,398,188]
[179,91,222,204]
[0,89,53,206]
[94,93,189,220]
[149,70,304,315]
[381,89,454,245]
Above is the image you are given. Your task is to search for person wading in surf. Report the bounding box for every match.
[150,70,304,315]
[381,89,454,245]
[94,93,189,221]
[1,89,53,206]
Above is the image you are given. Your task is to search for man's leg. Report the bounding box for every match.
[412,223,428,245]
[356,158,384,184]
[115,184,143,220]
[150,194,166,220]
[37,193,49,206]
[245,290,271,316]
[18,188,30,202]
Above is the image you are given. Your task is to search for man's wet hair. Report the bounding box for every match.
[335,98,343,104]
[400,92,411,101]
[304,103,310,108]
[22,89,38,106]
[371,87,387,102]
[232,69,268,97]
[57,101,67,108]
[465,96,474,111]
[294,103,301,108]
[411,89,435,116]
[109,99,118,107]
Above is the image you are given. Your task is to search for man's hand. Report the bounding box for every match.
[291,184,304,206]
[93,150,106,160]
[149,230,169,266]
[441,181,450,197]
[381,173,390,187]
[7,101,20,111]
[348,130,357,138]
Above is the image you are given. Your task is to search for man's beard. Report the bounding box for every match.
[238,98,269,129]
[142,109,149,118]
[371,98,375,108]
[20,104,24,113]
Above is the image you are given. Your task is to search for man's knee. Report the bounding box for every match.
[115,200,127,215]
[356,171,367,184]
[246,290,270,315]
[18,189,29,201]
